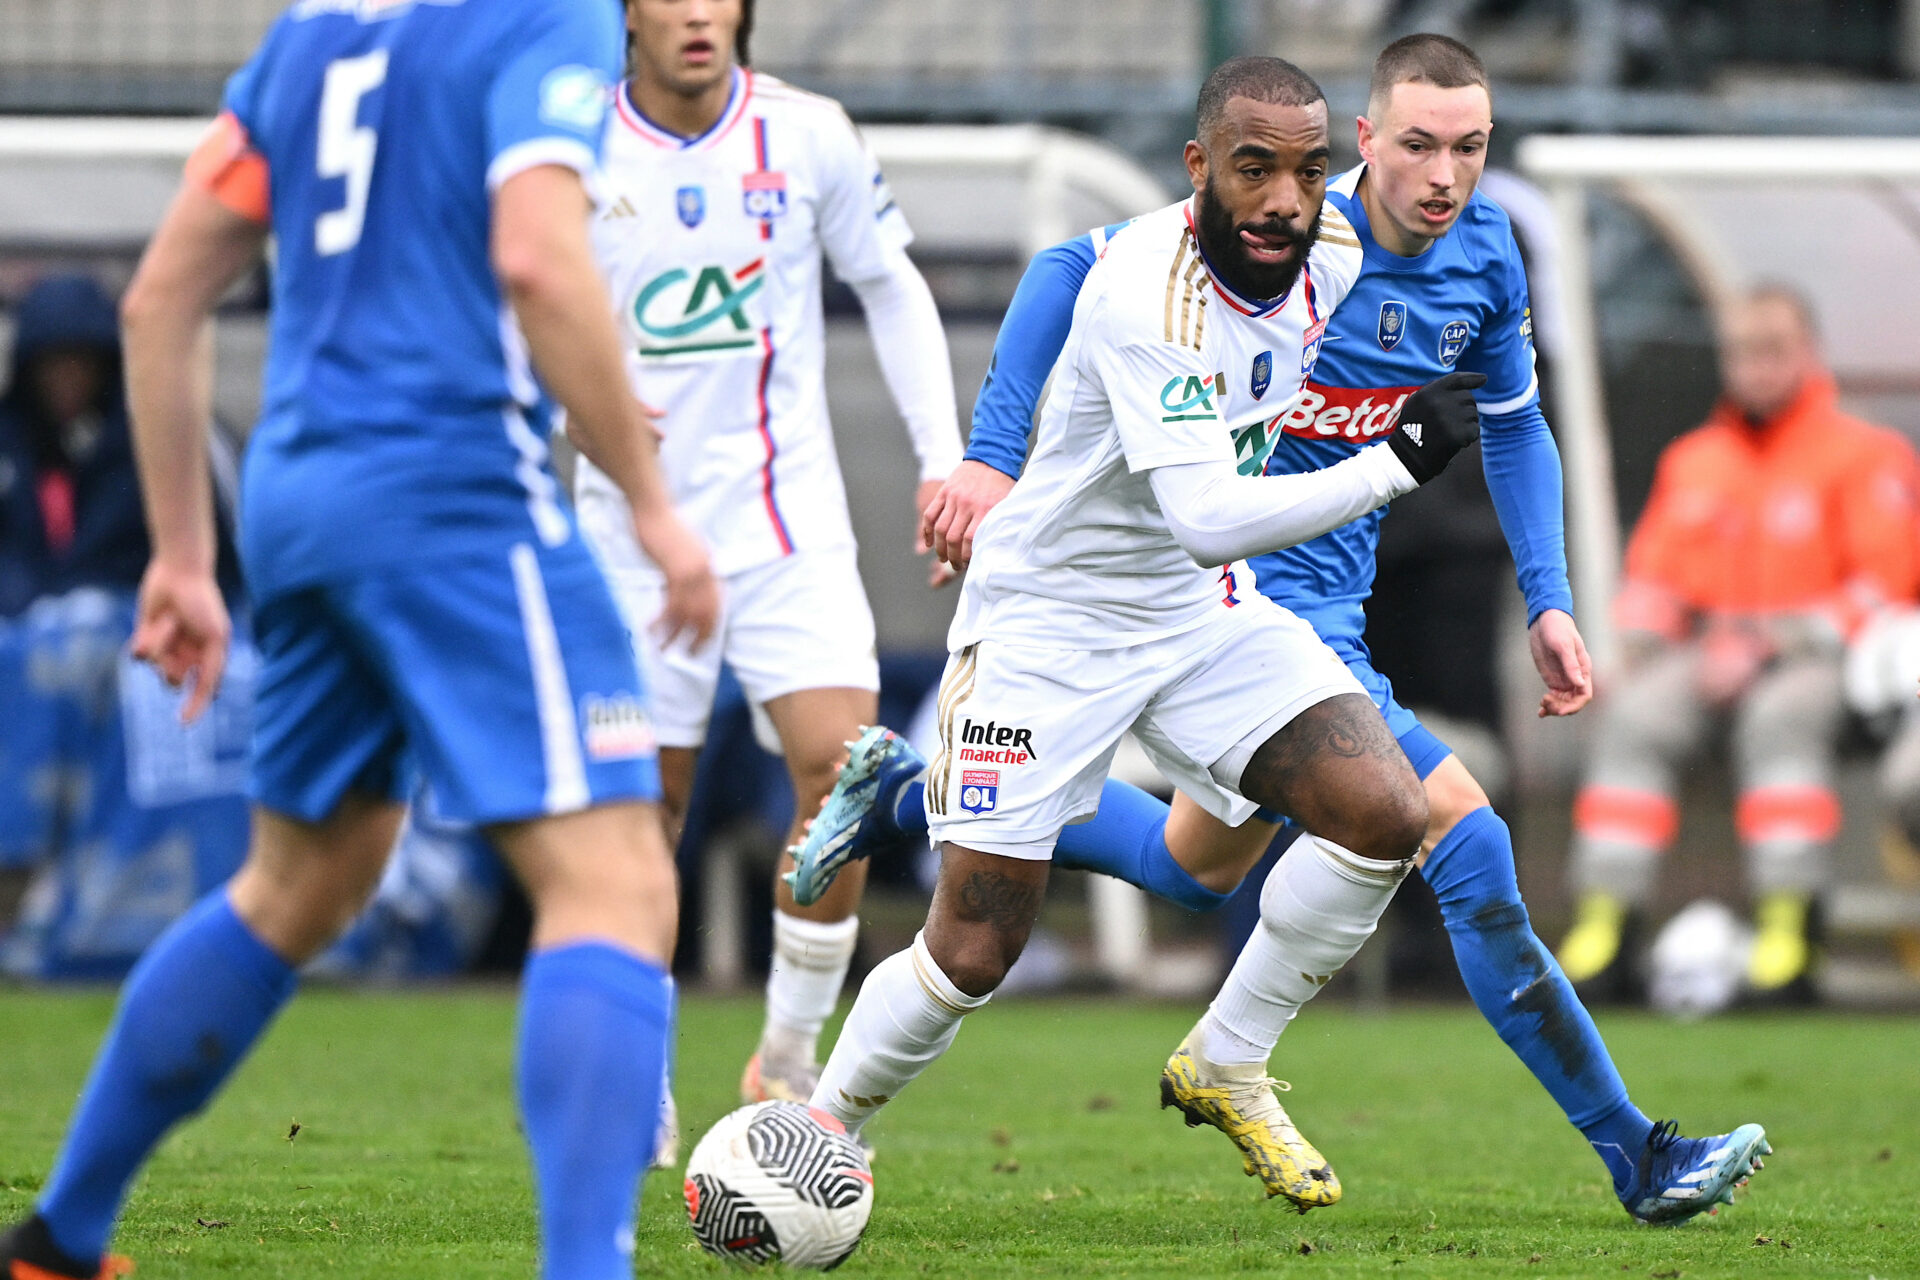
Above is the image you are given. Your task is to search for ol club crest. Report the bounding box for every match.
[959,770,999,815]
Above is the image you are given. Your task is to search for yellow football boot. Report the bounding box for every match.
[1159,1032,1339,1213]
[1746,892,1812,992]
[1556,890,1628,985]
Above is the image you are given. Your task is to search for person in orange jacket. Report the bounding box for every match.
[1558,284,1920,999]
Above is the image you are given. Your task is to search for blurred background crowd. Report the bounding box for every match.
[4,0,1920,1016]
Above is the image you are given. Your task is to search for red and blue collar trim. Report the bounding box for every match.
[1183,202,1294,319]
[617,67,751,150]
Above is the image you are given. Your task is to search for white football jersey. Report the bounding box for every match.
[575,69,913,577]
[951,198,1365,650]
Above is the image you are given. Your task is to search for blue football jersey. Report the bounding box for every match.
[225,0,621,588]
[1248,165,1545,640]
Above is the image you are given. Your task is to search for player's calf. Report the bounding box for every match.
[809,844,1046,1136]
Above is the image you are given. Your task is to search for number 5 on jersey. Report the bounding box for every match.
[316,50,389,255]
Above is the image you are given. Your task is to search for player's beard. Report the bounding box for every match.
[1197,176,1321,303]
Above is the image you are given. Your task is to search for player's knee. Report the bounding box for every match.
[1326,770,1427,863]
[924,927,1018,999]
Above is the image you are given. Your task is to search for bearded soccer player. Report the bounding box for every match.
[571,0,962,1126]
[0,1,718,1277]
[794,35,1769,1223]
[801,56,1491,1205]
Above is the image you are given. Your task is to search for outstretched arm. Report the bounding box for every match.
[1152,371,1488,567]
[1151,447,1419,568]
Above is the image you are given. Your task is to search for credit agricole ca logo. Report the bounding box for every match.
[1160,372,1225,423]
[633,261,767,357]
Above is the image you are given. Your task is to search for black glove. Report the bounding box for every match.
[1386,370,1486,485]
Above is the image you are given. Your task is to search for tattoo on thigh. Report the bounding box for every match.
[1324,716,1367,759]
[956,871,1041,933]
[1244,693,1403,803]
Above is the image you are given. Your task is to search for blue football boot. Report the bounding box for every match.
[784,725,925,907]
[1620,1119,1771,1224]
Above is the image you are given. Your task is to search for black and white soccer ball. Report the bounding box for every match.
[683,1101,874,1269]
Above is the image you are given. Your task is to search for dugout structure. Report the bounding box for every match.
[1520,137,1920,994]
[1516,135,1920,671]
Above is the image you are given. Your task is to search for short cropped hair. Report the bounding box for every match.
[737,0,754,65]
[1196,56,1325,139]
[1368,33,1488,115]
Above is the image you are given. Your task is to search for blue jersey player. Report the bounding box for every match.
[795,35,1767,1224]
[1,2,718,1278]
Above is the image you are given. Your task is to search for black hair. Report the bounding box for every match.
[1195,56,1324,139]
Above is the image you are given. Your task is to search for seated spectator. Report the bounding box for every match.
[0,275,150,617]
[1556,285,1920,1000]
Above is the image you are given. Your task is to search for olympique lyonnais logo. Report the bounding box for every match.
[956,717,1038,764]
[742,170,789,221]
[582,694,657,760]
[1300,319,1327,374]
[1276,381,1423,442]
[960,770,1000,815]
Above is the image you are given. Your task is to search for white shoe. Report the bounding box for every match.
[651,1089,681,1169]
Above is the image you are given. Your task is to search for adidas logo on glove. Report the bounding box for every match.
[1385,371,1483,485]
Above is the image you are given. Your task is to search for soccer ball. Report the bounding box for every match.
[1648,898,1754,1020]
[683,1101,874,1269]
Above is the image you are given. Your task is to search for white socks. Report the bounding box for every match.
[811,931,989,1134]
[1198,834,1411,1066]
[762,911,860,1064]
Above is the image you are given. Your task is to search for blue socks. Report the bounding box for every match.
[38,892,297,1263]
[517,942,675,1280]
[1421,805,1652,1193]
[1054,780,1230,912]
[887,769,1226,912]
[885,773,927,834]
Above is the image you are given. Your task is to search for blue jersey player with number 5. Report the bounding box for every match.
[1,2,720,1278]
[793,34,1768,1224]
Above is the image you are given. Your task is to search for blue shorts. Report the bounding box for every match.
[250,535,660,825]
[1253,631,1452,824]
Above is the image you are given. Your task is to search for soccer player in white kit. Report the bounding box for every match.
[572,0,962,1109]
[809,59,1485,1205]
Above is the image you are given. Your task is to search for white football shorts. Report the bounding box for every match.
[924,594,1365,859]
[601,545,880,750]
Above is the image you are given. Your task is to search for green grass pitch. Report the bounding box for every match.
[3,989,1916,1277]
